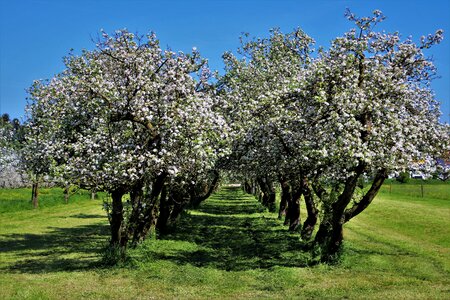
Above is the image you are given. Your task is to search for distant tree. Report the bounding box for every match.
[1,113,10,124]
[396,172,411,184]
[0,115,28,189]
[21,113,52,208]
[0,120,13,173]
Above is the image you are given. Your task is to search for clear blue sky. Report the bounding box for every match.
[1,0,449,123]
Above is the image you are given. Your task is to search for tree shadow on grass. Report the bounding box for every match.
[147,186,312,270]
[1,186,311,274]
[0,223,110,273]
[69,213,106,219]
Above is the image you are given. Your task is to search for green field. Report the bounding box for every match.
[0,184,449,299]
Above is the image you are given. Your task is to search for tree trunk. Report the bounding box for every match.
[301,178,318,240]
[190,170,220,208]
[314,211,344,262]
[168,201,185,225]
[257,177,268,206]
[110,189,126,247]
[131,173,166,245]
[91,189,97,200]
[244,180,252,194]
[156,184,170,234]
[257,177,276,212]
[278,177,290,220]
[159,188,187,234]
[314,163,366,261]
[63,185,70,204]
[31,181,39,209]
[125,183,145,247]
[251,179,257,196]
[344,170,387,222]
[287,187,302,232]
[266,180,276,213]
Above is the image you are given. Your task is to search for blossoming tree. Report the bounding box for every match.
[0,117,29,190]
[222,10,448,261]
[27,30,229,250]
[220,28,320,236]
[285,10,448,260]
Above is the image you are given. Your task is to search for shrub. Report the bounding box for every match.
[396,171,411,184]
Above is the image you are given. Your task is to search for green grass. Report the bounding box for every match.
[0,184,449,299]
[0,187,103,213]
[379,181,450,200]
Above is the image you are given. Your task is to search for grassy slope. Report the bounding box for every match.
[0,185,449,299]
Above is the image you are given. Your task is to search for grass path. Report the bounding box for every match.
[140,186,310,270]
[0,185,449,299]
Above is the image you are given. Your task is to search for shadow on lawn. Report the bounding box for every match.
[2,186,311,274]
[0,222,110,273]
[151,186,312,270]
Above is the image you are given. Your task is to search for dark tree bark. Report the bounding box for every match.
[287,187,302,232]
[168,200,185,224]
[344,169,387,222]
[257,177,276,212]
[110,188,126,247]
[250,179,258,196]
[130,173,166,245]
[156,184,171,233]
[257,177,269,207]
[31,181,39,209]
[159,189,186,233]
[266,180,276,213]
[314,163,366,261]
[243,180,252,194]
[278,177,290,220]
[258,190,264,203]
[301,178,318,240]
[124,182,145,247]
[190,170,220,208]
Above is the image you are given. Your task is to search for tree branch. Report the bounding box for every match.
[344,168,387,223]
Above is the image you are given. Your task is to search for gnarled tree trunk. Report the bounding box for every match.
[110,188,126,247]
[314,166,388,262]
[257,176,276,212]
[190,170,220,208]
[156,184,171,234]
[278,177,290,222]
[124,183,145,247]
[130,173,166,245]
[301,178,318,240]
[287,187,302,232]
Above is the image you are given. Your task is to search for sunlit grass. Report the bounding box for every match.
[380,180,450,200]
[0,187,105,213]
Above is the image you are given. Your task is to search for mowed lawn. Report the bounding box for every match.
[0,184,449,299]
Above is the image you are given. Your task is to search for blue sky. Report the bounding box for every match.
[1,0,449,123]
